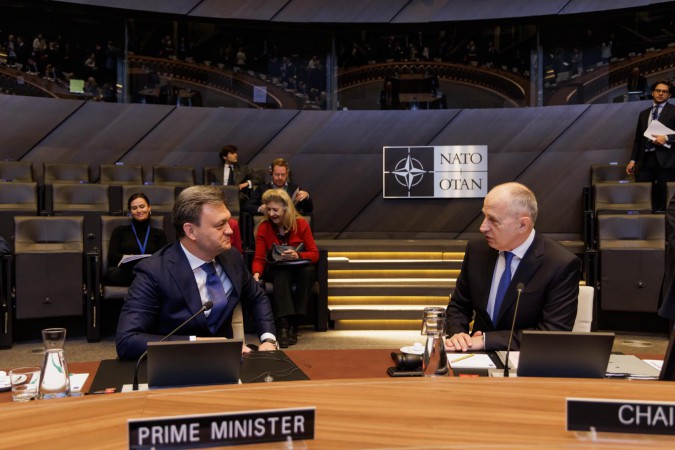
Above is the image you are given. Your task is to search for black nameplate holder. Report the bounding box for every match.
[567,398,675,439]
[128,407,315,449]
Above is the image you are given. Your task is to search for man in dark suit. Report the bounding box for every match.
[243,158,314,216]
[116,186,277,360]
[627,80,675,212]
[445,182,580,352]
[205,145,262,205]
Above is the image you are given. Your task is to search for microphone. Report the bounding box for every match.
[132,300,214,391]
[503,283,525,378]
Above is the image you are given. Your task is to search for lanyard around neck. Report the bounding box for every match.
[131,222,150,254]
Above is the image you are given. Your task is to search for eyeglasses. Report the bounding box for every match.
[653,89,670,94]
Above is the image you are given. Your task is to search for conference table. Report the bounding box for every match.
[1,349,675,449]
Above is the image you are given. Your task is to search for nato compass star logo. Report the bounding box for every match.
[392,154,427,189]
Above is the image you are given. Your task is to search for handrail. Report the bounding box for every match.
[127,55,304,109]
[337,61,529,106]
[547,47,675,105]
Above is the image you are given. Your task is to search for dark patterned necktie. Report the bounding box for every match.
[201,262,228,333]
[492,251,514,324]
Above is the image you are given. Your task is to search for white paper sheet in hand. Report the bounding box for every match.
[643,119,674,148]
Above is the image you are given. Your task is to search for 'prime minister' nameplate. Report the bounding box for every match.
[128,407,315,449]
[567,398,675,436]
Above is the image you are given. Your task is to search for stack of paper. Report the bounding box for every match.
[447,353,496,369]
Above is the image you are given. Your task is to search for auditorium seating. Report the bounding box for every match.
[43,162,90,184]
[11,216,98,343]
[0,181,38,249]
[51,183,111,252]
[597,214,665,313]
[0,161,33,182]
[152,164,195,187]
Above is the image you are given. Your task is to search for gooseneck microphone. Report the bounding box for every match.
[132,300,214,391]
[503,283,525,378]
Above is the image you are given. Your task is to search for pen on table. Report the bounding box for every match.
[450,354,475,364]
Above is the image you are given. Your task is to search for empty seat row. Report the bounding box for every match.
[0,161,272,187]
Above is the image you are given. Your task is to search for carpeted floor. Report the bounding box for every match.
[1,329,669,369]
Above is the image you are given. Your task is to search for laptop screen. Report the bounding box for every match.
[517,331,615,378]
[147,339,243,388]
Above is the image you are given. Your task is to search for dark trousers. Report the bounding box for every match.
[636,152,675,211]
[267,264,316,319]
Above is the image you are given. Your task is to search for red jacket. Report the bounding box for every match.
[252,217,319,276]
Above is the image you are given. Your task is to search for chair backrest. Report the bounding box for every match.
[0,181,38,211]
[121,184,175,213]
[100,215,164,273]
[594,182,652,213]
[203,166,219,185]
[52,183,110,213]
[14,216,83,253]
[573,285,594,332]
[252,167,271,185]
[219,185,241,218]
[0,161,33,182]
[591,164,634,185]
[44,162,90,184]
[152,165,195,186]
[597,214,665,248]
[100,164,144,185]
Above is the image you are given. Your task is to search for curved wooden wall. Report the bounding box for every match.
[0,96,644,239]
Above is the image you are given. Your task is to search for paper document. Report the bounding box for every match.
[118,254,151,267]
[644,359,663,371]
[447,353,496,369]
[606,355,660,379]
[644,119,674,148]
[291,187,300,203]
[69,373,89,393]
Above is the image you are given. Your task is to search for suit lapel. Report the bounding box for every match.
[166,242,208,327]
[494,234,544,324]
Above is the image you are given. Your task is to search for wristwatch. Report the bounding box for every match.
[261,338,279,350]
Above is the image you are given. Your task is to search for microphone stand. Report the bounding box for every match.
[503,283,524,378]
[132,300,213,391]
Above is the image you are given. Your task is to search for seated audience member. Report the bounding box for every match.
[205,144,261,205]
[252,189,319,348]
[105,193,168,287]
[244,158,313,216]
[116,186,277,360]
[445,182,580,352]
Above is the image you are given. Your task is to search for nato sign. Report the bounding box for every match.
[383,146,488,198]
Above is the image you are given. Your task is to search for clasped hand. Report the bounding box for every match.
[445,331,485,352]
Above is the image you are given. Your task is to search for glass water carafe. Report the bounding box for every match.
[421,307,449,377]
[39,328,71,399]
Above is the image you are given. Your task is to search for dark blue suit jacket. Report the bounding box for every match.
[446,233,580,351]
[116,241,275,360]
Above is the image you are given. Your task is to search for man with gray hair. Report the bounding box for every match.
[116,186,277,360]
[445,182,580,352]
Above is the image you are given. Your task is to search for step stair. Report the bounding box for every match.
[322,243,464,330]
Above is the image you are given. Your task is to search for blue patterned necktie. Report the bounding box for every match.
[492,251,514,325]
[201,262,228,333]
[652,105,660,121]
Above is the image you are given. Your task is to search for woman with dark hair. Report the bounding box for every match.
[105,193,168,286]
[252,189,319,347]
